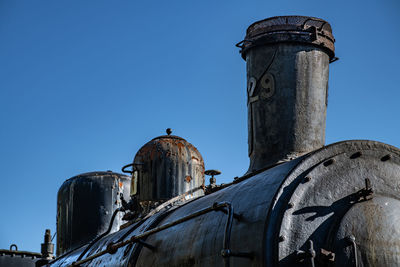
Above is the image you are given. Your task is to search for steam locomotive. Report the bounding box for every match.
[2,15,399,267]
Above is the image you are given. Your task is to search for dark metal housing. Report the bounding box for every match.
[0,245,41,267]
[56,171,130,256]
[130,133,205,203]
[239,16,335,174]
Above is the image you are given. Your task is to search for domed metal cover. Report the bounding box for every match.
[267,141,400,266]
[334,196,400,266]
[56,171,131,256]
[133,134,205,203]
[237,15,335,60]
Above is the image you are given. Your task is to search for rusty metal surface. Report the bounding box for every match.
[56,171,131,256]
[44,16,400,267]
[238,16,335,60]
[48,141,400,267]
[47,158,302,267]
[244,42,330,174]
[41,229,54,259]
[69,202,245,267]
[135,158,302,267]
[267,140,400,266]
[35,229,56,266]
[240,16,334,175]
[132,133,205,202]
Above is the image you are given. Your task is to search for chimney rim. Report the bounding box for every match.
[237,15,335,60]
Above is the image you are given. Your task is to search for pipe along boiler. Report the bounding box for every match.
[2,15,399,267]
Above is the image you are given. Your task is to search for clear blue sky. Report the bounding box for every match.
[0,0,399,253]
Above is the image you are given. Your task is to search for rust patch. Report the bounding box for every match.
[185,176,192,183]
[177,142,185,150]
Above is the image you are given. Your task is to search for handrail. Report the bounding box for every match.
[69,202,250,267]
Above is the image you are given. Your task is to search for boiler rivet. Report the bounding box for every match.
[287,202,294,209]
[381,154,391,162]
[304,176,311,182]
[350,151,362,159]
[323,158,335,167]
[278,235,285,242]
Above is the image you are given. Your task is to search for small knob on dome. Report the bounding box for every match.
[166,128,172,135]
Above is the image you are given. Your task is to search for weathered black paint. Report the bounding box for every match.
[56,171,130,256]
[48,141,400,267]
[241,16,335,174]
[42,16,400,267]
[0,246,41,267]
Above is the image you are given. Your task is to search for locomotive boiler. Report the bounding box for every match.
[7,15,398,267]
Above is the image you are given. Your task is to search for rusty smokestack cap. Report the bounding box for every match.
[237,15,336,61]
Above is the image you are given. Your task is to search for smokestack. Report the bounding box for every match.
[237,16,336,174]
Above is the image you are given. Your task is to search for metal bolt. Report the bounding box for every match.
[323,158,335,167]
[347,235,355,243]
[307,240,316,258]
[350,151,362,159]
[381,154,391,162]
[278,235,285,242]
[296,250,305,261]
[304,176,311,182]
[221,249,231,257]
[287,202,294,209]
[321,248,335,262]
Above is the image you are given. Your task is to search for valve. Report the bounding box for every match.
[205,170,221,187]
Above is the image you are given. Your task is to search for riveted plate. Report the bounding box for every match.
[264,140,400,266]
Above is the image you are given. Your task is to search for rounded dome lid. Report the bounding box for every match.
[132,129,205,202]
[134,129,203,165]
